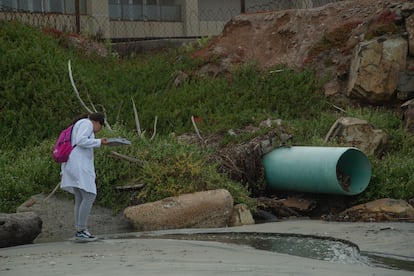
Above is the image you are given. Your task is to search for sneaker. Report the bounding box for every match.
[75,230,98,242]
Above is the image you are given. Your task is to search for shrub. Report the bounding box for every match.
[0,140,60,212]
[1,21,413,215]
[95,129,255,211]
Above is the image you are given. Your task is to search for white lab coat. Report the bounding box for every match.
[60,118,102,195]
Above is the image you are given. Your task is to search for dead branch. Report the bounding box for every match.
[131,97,142,137]
[68,60,93,114]
[116,101,123,122]
[108,151,144,166]
[150,116,158,141]
[86,93,99,113]
[115,183,145,191]
[191,115,203,141]
[332,104,346,113]
[324,119,340,143]
[44,181,61,202]
[68,60,112,130]
[95,104,112,130]
[219,153,244,175]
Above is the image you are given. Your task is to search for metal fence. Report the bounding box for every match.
[0,0,341,41]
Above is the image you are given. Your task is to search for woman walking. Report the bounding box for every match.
[60,112,107,242]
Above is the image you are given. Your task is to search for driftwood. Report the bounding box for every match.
[108,151,144,166]
[115,182,145,191]
[256,196,317,218]
[108,152,146,192]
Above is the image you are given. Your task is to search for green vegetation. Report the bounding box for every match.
[1,21,413,213]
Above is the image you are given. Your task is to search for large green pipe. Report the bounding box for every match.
[262,146,371,195]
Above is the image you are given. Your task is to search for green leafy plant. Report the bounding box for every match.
[1,21,414,215]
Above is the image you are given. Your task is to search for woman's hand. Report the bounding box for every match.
[101,138,107,145]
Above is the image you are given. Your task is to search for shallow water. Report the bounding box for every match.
[141,232,414,271]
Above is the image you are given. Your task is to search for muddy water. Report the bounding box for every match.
[139,232,414,272]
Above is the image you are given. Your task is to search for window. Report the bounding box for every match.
[0,0,86,14]
[0,0,16,10]
[109,0,181,22]
[49,0,64,13]
[144,0,159,20]
[159,0,175,5]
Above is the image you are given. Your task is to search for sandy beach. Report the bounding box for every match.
[1,220,413,276]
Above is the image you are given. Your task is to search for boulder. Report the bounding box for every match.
[324,117,389,156]
[0,212,42,248]
[407,13,414,56]
[124,189,234,231]
[347,37,408,103]
[229,203,255,227]
[337,198,414,222]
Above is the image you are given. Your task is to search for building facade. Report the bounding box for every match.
[0,0,338,40]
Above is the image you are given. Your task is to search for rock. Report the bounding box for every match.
[229,203,255,227]
[397,71,414,101]
[402,100,414,132]
[397,71,414,97]
[252,209,279,223]
[338,198,414,222]
[124,189,234,231]
[197,62,229,78]
[407,13,414,56]
[173,70,189,87]
[0,212,42,248]
[347,37,408,103]
[17,193,132,242]
[324,117,389,156]
[324,79,341,96]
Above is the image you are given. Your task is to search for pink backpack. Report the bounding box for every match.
[53,124,76,163]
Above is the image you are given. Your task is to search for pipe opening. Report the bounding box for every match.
[336,148,372,195]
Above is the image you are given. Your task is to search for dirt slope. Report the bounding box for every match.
[193,0,410,77]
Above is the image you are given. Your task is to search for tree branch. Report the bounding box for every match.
[68,60,93,114]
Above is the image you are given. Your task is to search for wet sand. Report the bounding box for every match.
[1,220,413,276]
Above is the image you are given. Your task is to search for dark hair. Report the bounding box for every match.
[71,112,105,125]
[88,112,105,125]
